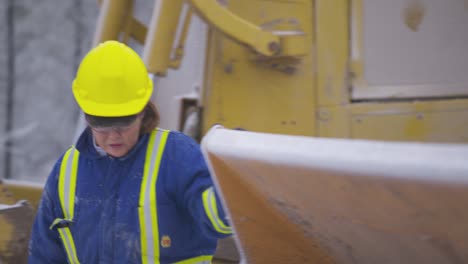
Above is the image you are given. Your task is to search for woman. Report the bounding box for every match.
[28,41,232,264]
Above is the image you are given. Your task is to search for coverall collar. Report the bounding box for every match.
[75,127,149,161]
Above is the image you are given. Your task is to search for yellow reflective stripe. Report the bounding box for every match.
[58,148,72,219]
[69,148,80,218]
[58,226,80,264]
[139,132,156,263]
[58,147,80,220]
[139,129,169,264]
[202,187,232,234]
[208,189,230,231]
[57,147,81,263]
[174,255,213,264]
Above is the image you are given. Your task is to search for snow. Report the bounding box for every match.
[0,201,25,211]
[202,126,468,184]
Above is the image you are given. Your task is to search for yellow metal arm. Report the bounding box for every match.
[93,0,133,45]
[190,0,279,56]
[127,18,148,44]
[190,0,280,56]
[107,0,307,75]
[143,0,185,76]
[169,7,193,69]
[190,0,306,57]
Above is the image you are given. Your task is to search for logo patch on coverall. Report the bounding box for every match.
[161,235,171,248]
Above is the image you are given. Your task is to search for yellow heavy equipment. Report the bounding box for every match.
[135,0,468,141]
[93,0,468,262]
[1,0,468,262]
[0,180,41,263]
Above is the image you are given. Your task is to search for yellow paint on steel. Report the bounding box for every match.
[317,105,350,138]
[89,0,468,143]
[316,0,350,107]
[190,0,280,56]
[2,181,43,210]
[88,0,468,144]
[349,0,364,86]
[143,0,184,76]
[314,0,468,142]
[201,0,316,136]
[0,218,14,261]
[169,7,193,69]
[0,184,35,263]
[93,0,133,46]
[0,184,15,259]
[276,31,308,57]
[319,99,468,143]
[128,18,148,45]
[349,99,468,142]
[121,1,135,44]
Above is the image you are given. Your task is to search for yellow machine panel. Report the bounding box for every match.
[318,99,468,142]
[201,0,468,143]
[350,100,468,142]
[202,0,316,136]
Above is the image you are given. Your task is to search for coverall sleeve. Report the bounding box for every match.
[174,134,233,239]
[28,164,67,263]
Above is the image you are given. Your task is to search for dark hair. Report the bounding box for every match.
[140,101,160,134]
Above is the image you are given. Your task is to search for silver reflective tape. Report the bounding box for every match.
[59,228,77,264]
[143,130,162,263]
[63,148,75,219]
[207,188,231,233]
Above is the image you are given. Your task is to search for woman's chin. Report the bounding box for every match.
[104,145,129,158]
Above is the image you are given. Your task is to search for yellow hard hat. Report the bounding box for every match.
[72,41,152,117]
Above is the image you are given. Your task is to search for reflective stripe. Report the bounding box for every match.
[57,147,81,264]
[58,228,80,264]
[174,255,213,264]
[139,129,169,264]
[202,187,232,234]
[55,130,173,264]
[59,148,79,219]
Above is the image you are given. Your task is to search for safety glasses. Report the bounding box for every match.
[89,123,136,135]
[86,113,143,135]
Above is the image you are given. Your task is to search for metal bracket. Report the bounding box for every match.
[189,0,307,57]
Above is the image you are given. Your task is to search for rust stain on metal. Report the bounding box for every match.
[403,0,425,32]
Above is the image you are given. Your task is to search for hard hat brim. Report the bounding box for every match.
[72,80,153,117]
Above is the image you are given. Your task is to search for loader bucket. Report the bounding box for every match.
[201,126,468,264]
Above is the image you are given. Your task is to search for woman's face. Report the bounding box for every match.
[90,115,143,158]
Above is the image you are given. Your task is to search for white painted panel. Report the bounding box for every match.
[353,0,468,99]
